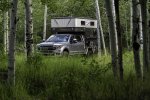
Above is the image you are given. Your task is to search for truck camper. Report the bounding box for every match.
[37,17,98,55]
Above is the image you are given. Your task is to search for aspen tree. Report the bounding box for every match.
[8,0,18,85]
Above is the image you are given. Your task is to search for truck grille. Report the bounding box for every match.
[40,46,56,50]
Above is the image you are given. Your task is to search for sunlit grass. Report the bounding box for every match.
[0,52,150,99]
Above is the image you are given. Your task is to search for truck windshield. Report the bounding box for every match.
[46,34,70,42]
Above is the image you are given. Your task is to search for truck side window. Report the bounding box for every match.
[70,36,75,43]
[75,35,82,42]
[70,35,82,43]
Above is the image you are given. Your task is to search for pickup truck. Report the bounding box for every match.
[37,33,97,55]
[37,17,98,55]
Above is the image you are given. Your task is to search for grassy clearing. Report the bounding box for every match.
[0,52,150,100]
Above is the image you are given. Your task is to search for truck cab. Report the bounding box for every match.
[37,17,98,55]
[37,34,86,55]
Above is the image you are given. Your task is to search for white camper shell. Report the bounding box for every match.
[51,17,97,29]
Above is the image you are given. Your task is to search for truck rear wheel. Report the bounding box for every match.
[87,49,93,56]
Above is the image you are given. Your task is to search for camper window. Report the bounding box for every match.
[81,21,85,26]
[90,22,94,26]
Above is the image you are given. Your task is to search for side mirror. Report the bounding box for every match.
[70,38,77,44]
[73,38,77,42]
[42,39,46,42]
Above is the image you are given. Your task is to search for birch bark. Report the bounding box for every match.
[105,0,118,77]
[8,0,18,85]
[43,4,47,41]
[132,0,142,78]
[139,0,149,74]
[95,0,106,55]
[25,0,33,58]
[3,11,9,53]
[114,0,123,80]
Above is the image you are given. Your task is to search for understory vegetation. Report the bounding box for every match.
[0,52,150,100]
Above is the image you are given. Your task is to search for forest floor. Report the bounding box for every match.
[0,52,150,100]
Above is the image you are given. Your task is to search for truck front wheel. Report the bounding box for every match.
[62,50,69,56]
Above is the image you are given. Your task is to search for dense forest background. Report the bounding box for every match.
[0,0,131,49]
[0,0,150,99]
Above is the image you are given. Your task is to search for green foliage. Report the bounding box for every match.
[0,0,132,49]
[0,0,149,99]
[0,53,150,99]
[0,52,7,70]
[0,0,10,12]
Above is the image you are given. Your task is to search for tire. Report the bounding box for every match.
[62,50,69,56]
[86,49,93,56]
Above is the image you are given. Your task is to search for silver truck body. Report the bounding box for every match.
[37,17,98,55]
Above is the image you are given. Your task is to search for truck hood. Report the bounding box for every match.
[37,42,67,47]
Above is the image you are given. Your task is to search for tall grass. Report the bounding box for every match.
[0,52,150,100]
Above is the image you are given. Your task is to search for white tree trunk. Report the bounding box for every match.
[132,0,142,78]
[148,0,150,69]
[8,0,18,85]
[3,11,9,53]
[43,4,47,41]
[114,0,123,80]
[24,9,26,55]
[139,4,143,49]
[125,6,129,49]
[95,1,101,55]
[112,0,118,53]
[25,0,33,58]
[139,0,149,74]
[105,0,118,77]
[130,0,133,49]
[95,0,106,55]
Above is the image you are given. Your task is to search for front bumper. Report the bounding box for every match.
[37,47,62,55]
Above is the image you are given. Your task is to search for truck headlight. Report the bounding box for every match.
[36,44,41,50]
[37,47,41,50]
[54,45,63,49]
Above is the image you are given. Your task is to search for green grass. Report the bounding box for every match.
[0,52,150,100]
